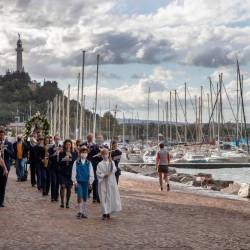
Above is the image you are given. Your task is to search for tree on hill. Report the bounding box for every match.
[0,71,61,125]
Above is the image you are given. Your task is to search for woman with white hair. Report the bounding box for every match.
[96,148,122,220]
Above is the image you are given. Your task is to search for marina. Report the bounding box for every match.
[1,1,250,249]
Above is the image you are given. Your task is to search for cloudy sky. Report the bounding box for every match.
[1,0,250,122]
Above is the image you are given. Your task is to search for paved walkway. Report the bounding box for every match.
[0,170,250,250]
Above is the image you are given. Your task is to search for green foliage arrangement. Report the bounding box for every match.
[24,112,50,138]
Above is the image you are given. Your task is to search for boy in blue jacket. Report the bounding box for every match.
[72,147,94,219]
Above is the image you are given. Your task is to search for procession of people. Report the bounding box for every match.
[0,125,173,221]
[0,129,123,220]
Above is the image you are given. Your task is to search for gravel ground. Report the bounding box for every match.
[0,170,249,250]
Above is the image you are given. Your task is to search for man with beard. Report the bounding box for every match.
[0,128,14,207]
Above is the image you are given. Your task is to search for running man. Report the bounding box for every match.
[156,142,170,191]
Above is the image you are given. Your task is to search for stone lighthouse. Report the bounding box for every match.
[16,33,23,72]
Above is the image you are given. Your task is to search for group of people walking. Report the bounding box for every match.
[0,129,122,220]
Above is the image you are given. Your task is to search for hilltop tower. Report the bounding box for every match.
[16,33,23,72]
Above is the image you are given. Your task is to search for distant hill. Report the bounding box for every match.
[0,71,62,125]
[0,71,119,139]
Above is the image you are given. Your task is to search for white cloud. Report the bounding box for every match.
[1,0,250,121]
[2,0,250,77]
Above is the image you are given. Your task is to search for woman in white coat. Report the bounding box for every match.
[97,148,122,220]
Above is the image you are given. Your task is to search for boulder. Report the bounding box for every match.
[180,175,195,184]
[192,180,202,187]
[121,165,139,174]
[169,174,181,182]
[185,181,194,186]
[221,182,241,195]
[195,173,212,179]
[212,180,233,189]
[208,180,233,191]
[144,172,158,178]
[210,186,221,191]
[168,167,177,175]
[238,183,250,198]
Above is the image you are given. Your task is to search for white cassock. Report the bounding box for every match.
[97,160,122,214]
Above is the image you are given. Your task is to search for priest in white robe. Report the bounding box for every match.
[97,148,122,220]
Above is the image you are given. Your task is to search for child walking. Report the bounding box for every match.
[97,148,122,220]
[72,147,94,219]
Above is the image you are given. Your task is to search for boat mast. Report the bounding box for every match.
[184,82,187,143]
[169,91,172,142]
[53,95,57,135]
[220,74,223,143]
[207,93,211,142]
[93,54,100,142]
[58,94,61,137]
[66,84,70,138]
[131,110,134,142]
[137,112,140,141]
[200,86,203,142]
[123,112,125,146]
[146,87,150,145]
[236,66,240,142]
[217,74,222,152]
[80,50,85,140]
[198,96,201,142]
[62,93,65,140]
[195,95,198,143]
[157,99,160,143]
[209,78,215,140]
[174,90,178,142]
[108,98,111,141]
[75,73,80,139]
[50,101,53,136]
[165,101,168,141]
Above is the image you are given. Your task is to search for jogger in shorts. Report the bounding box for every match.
[156,142,170,191]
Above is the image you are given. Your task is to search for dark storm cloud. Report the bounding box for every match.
[13,0,113,28]
[131,73,142,79]
[91,32,175,64]
[61,31,176,67]
[140,78,167,93]
[190,47,235,68]
[16,0,31,8]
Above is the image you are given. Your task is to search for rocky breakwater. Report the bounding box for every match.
[170,173,233,191]
[222,183,250,198]
[121,164,250,199]
[121,164,176,177]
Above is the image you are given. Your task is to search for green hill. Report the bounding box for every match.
[0,71,61,125]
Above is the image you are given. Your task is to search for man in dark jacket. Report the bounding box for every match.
[111,140,122,184]
[33,137,44,191]
[0,128,14,207]
[13,135,28,181]
[82,133,103,203]
[28,133,38,187]
[48,134,62,202]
